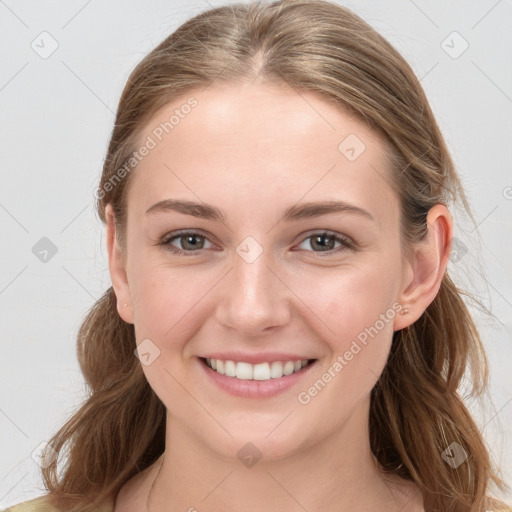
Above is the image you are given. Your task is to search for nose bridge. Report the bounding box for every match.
[215,240,290,334]
[235,252,272,303]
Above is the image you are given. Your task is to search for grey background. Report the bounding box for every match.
[1,0,511,507]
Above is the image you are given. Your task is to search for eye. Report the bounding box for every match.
[295,231,353,255]
[159,230,354,256]
[161,231,214,255]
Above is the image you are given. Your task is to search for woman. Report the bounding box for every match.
[5,0,510,511]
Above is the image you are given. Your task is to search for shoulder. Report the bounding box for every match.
[2,496,60,512]
[2,495,114,512]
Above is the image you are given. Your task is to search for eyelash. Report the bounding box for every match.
[159,230,355,257]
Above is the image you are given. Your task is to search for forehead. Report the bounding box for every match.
[127,82,397,224]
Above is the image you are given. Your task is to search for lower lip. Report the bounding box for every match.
[197,357,317,399]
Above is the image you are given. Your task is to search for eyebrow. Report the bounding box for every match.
[144,199,374,222]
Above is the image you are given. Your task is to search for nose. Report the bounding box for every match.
[214,248,292,337]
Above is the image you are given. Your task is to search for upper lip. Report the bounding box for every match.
[199,352,316,365]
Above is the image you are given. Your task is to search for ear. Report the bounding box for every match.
[393,203,453,331]
[105,204,134,324]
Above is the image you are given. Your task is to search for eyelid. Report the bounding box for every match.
[161,229,217,253]
[161,228,212,244]
[293,230,355,253]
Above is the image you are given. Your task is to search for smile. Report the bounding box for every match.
[203,358,311,380]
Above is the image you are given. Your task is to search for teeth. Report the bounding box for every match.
[225,360,236,377]
[236,362,253,380]
[282,361,295,375]
[205,358,310,380]
[270,361,283,378]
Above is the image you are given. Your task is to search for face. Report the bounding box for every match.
[109,80,416,461]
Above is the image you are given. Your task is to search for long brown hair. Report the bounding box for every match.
[41,1,509,510]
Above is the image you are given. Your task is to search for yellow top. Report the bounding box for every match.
[2,495,113,512]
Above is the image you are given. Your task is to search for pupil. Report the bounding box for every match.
[313,235,333,251]
[184,235,202,250]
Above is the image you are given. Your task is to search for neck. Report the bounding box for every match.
[146,397,405,512]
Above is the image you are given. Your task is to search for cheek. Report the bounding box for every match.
[128,259,219,405]
[295,253,402,347]
[294,253,401,393]
[128,254,218,347]
[293,272,399,427]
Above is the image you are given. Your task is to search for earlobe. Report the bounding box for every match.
[393,204,453,331]
[105,204,134,324]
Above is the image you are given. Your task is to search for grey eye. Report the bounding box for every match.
[297,233,345,252]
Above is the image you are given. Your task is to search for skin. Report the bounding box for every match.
[107,79,452,512]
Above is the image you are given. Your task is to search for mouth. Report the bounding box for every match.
[199,355,318,399]
[200,357,316,381]
[197,351,319,398]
